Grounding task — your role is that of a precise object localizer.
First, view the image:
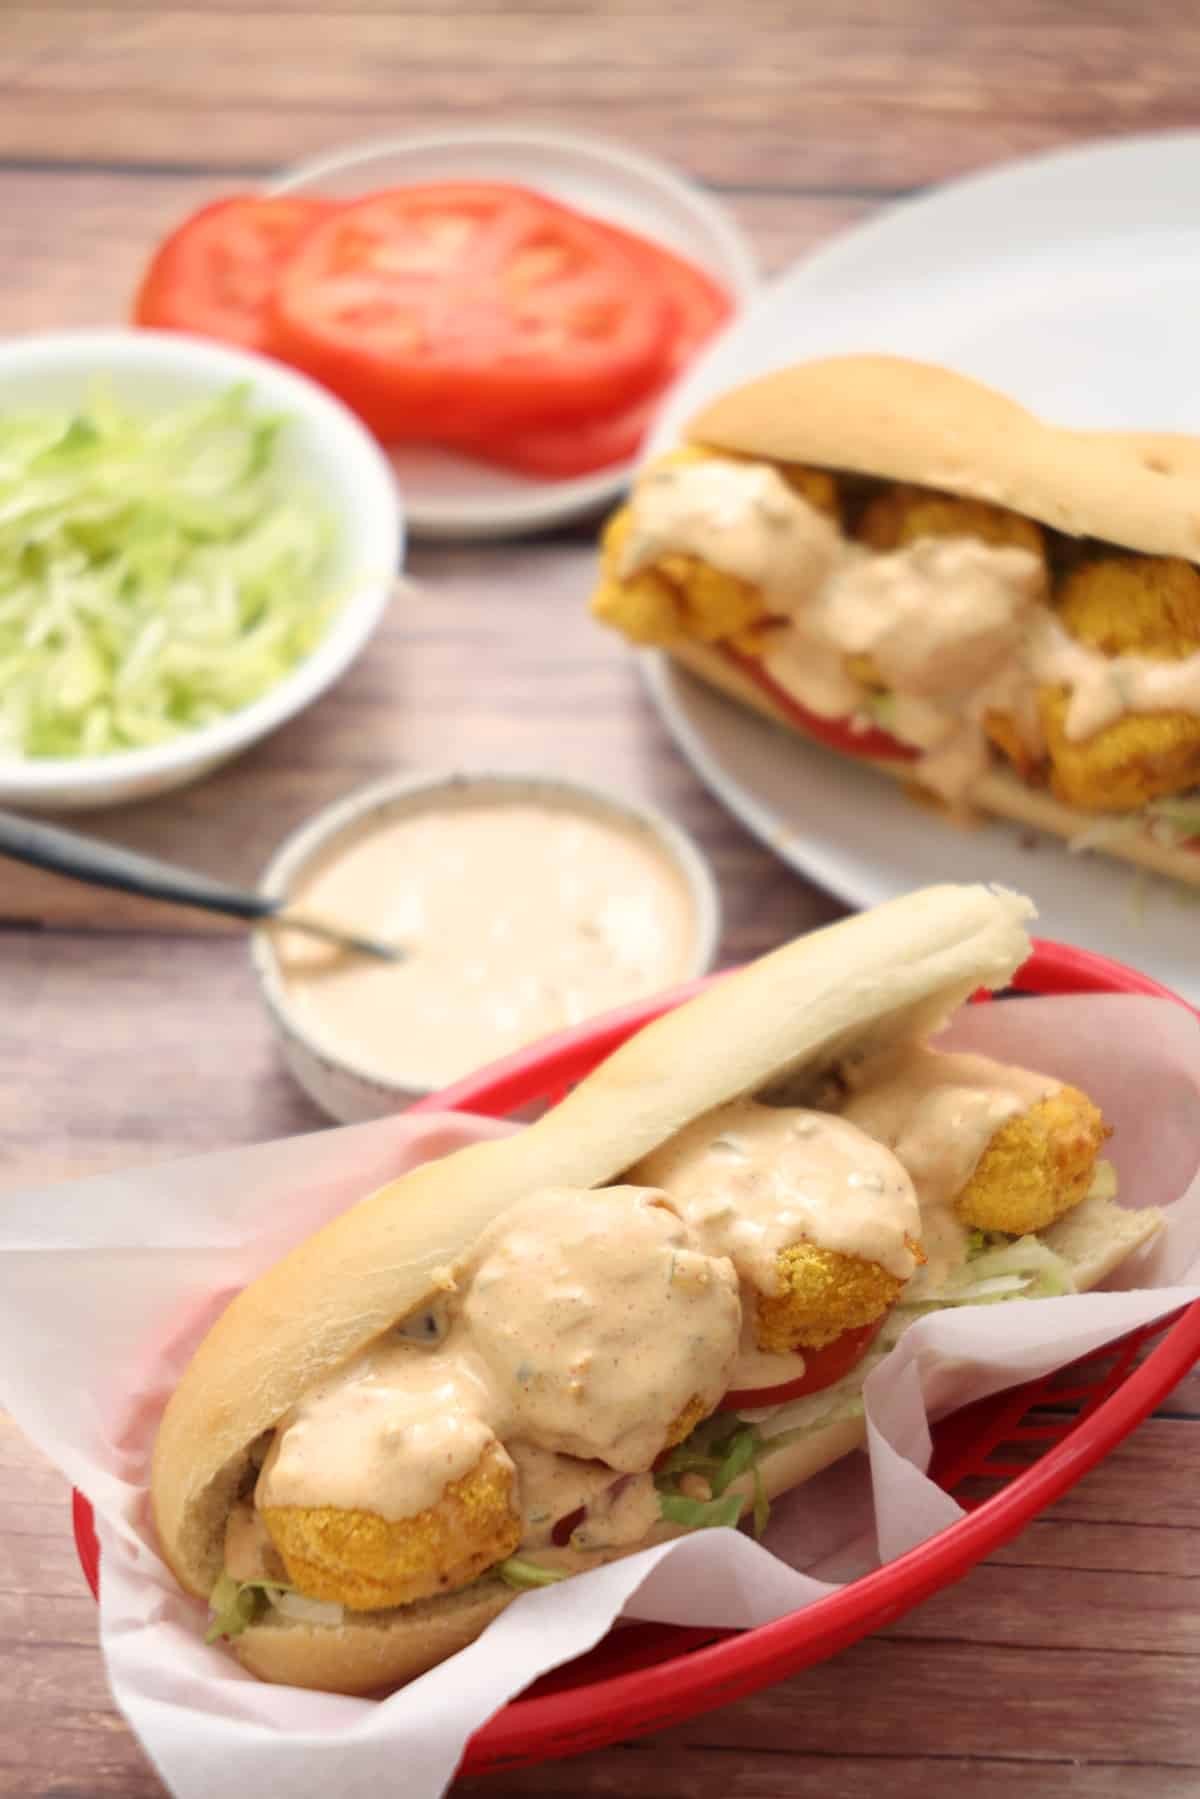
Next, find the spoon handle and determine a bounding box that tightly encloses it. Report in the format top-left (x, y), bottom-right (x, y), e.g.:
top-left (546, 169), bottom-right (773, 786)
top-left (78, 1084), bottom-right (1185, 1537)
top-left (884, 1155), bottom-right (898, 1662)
top-left (0, 809), bottom-right (276, 923)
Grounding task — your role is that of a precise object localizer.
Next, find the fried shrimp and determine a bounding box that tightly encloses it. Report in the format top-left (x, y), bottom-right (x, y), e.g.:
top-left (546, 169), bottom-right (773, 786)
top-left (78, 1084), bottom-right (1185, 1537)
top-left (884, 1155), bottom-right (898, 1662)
top-left (260, 1440), bottom-right (520, 1611)
top-left (1040, 691), bottom-right (1200, 811)
top-left (755, 1243), bottom-right (910, 1352)
top-left (1040, 554), bottom-right (1200, 810)
top-left (629, 1096), bottom-right (921, 1355)
top-left (1055, 555), bottom-right (1200, 658)
top-left (592, 501), bottom-right (764, 647)
top-left (591, 448), bottom-right (840, 650)
top-left (856, 483), bottom-right (1048, 566)
top-left (952, 1085), bottom-right (1109, 1236)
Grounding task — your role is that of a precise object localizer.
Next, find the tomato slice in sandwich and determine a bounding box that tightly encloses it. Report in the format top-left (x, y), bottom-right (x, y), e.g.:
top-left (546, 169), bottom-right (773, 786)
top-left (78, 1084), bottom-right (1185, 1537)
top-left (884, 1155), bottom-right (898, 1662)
top-left (133, 194), bottom-right (337, 353)
top-left (722, 643), bottom-right (918, 765)
top-left (266, 182), bottom-right (676, 440)
top-left (724, 1316), bottom-right (887, 1408)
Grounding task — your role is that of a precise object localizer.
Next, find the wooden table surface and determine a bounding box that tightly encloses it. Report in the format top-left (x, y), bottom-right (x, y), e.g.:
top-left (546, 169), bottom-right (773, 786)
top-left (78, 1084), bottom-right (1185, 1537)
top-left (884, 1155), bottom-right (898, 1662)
top-left (4, 3), bottom-right (1200, 1794)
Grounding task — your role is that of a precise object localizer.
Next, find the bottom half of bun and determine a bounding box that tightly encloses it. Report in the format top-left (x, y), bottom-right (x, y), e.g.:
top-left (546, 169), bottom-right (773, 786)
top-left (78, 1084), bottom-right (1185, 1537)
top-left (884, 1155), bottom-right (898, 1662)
top-left (666, 640), bottom-right (1200, 890)
top-left (225, 1194), bottom-right (1160, 1696)
top-left (228, 1411), bottom-right (866, 1696)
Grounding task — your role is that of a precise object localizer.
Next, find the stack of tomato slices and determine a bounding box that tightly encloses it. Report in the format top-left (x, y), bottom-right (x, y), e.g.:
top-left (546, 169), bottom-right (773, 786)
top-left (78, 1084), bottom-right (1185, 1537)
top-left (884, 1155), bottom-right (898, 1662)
top-left (133, 184), bottom-right (733, 480)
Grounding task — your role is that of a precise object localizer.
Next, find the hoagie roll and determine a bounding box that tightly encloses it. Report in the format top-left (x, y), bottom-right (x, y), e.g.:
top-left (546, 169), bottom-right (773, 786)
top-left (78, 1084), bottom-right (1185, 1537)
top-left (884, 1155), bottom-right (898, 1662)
top-left (591, 355), bottom-right (1200, 884)
top-left (151, 884), bottom-right (1162, 1695)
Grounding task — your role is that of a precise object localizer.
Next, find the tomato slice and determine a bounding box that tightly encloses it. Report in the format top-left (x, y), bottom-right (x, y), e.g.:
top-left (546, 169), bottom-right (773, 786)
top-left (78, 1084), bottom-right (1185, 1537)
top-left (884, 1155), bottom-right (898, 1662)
top-left (724, 1317), bottom-right (888, 1409)
top-left (721, 642), bottom-right (917, 764)
top-left (445, 227), bottom-right (733, 478)
top-left (133, 194), bottom-right (337, 353)
top-left (462, 393), bottom-right (657, 480)
top-left (266, 183), bottom-right (676, 439)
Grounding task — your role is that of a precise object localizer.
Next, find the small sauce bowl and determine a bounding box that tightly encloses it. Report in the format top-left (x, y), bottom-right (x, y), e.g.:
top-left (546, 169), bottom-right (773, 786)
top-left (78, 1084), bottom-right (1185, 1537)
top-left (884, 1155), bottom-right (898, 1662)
top-left (252, 769), bottom-right (721, 1122)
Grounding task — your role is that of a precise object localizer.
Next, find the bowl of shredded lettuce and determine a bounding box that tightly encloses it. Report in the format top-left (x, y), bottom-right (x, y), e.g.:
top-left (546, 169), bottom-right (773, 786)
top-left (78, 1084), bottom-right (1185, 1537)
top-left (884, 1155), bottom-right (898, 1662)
top-left (0, 330), bottom-right (402, 808)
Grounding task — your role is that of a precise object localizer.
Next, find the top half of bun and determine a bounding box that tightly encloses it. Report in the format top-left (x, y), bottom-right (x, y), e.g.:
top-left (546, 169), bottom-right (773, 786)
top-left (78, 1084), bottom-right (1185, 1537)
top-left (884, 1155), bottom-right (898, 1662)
top-left (151, 883), bottom-right (1035, 1595)
top-left (686, 354), bottom-right (1200, 562)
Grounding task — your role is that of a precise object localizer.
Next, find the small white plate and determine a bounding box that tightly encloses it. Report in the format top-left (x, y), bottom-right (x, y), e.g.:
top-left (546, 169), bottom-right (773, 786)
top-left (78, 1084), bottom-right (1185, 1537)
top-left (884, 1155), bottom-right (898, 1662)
top-left (637, 129), bottom-right (1200, 1002)
top-left (269, 127), bottom-right (759, 541)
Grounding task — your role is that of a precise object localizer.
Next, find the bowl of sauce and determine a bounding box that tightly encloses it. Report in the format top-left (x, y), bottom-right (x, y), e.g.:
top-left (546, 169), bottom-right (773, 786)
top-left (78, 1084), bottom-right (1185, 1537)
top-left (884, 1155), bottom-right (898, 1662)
top-left (253, 769), bottom-right (721, 1121)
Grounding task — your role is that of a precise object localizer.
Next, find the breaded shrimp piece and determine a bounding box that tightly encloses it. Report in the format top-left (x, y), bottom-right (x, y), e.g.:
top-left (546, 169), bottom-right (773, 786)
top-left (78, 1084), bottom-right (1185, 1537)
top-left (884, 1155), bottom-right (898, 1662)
top-left (1040, 690), bottom-right (1200, 811)
top-left (953, 1085), bottom-right (1109, 1236)
top-left (260, 1439), bottom-right (520, 1611)
top-left (631, 1098), bottom-right (921, 1356)
top-left (1040, 555), bottom-right (1200, 810)
top-left (857, 483), bottom-right (1048, 567)
top-left (590, 450), bottom-right (841, 649)
top-left (755, 1245), bottom-right (910, 1353)
top-left (591, 503), bottom-right (764, 647)
top-left (1055, 555), bottom-right (1200, 658)
top-left (771, 460), bottom-right (840, 519)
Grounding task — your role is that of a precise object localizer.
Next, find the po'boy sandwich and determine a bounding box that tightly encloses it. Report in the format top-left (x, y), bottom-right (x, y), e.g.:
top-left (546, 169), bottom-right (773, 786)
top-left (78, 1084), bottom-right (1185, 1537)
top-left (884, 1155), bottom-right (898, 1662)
top-left (591, 354), bottom-right (1200, 883)
top-left (151, 884), bottom-right (1162, 1696)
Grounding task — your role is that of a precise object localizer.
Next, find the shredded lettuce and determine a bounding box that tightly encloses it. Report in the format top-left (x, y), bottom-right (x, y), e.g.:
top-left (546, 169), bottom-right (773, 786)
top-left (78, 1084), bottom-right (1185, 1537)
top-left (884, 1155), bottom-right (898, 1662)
top-left (496, 1556), bottom-right (567, 1589)
top-left (861, 690), bottom-right (898, 732)
top-left (205, 1570), bottom-right (292, 1644)
top-left (274, 1591), bottom-right (345, 1627)
top-left (658, 1489), bottom-right (744, 1530)
top-left (1067, 793), bottom-right (1200, 858)
top-left (656, 1415), bottom-right (763, 1530)
top-left (0, 382), bottom-right (339, 760)
top-left (1088, 1159), bottom-right (1118, 1202)
top-left (751, 1465), bottom-right (769, 1539)
top-left (655, 1412), bottom-right (846, 1538)
top-left (656, 1398), bottom-right (874, 1539)
top-left (1145, 796), bottom-right (1200, 845)
top-left (902, 1232), bottom-right (1076, 1310)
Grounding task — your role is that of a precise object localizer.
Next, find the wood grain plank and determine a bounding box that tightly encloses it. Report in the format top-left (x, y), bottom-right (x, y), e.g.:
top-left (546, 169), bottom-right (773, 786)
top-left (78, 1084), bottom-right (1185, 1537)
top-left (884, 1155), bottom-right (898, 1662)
top-left (0, 934), bottom-right (323, 1187)
top-left (4, 4), bottom-right (1200, 185)
top-left (458, 1758), bottom-right (1200, 1799)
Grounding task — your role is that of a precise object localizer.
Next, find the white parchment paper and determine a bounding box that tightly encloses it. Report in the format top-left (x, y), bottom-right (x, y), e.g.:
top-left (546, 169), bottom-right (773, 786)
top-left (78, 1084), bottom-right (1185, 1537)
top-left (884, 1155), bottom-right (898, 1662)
top-left (2, 996), bottom-right (1200, 1799)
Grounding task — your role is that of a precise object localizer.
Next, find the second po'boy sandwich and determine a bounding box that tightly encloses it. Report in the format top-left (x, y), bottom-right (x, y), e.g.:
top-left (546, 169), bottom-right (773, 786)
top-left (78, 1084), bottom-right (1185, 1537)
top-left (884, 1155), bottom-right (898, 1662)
top-left (150, 884), bottom-right (1162, 1696)
top-left (591, 354), bottom-right (1200, 884)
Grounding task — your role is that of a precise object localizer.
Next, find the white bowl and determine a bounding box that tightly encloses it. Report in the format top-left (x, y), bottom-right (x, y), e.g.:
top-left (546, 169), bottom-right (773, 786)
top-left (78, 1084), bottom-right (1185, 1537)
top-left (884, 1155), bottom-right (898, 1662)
top-left (0, 329), bottom-right (403, 810)
top-left (268, 126), bottom-right (760, 541)
top-left (251, 768), bottom-right (722, 1123)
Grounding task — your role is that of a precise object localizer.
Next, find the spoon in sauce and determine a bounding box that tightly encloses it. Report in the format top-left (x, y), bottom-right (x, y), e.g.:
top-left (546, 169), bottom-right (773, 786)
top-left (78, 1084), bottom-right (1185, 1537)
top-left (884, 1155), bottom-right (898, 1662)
top-left (0, 810), bottom-right (403, 962)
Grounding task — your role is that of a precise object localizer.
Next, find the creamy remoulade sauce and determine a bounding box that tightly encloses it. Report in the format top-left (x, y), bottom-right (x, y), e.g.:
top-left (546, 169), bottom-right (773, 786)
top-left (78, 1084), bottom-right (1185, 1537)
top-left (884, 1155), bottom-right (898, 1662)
top-left (459, 1186), bottom-right (741, 1472)
top-left (257, 1345), bottom-right (501, 1523)
top-left (255, 1187), bottom-right (741, 1524)
top-left (618, 458), bottom-right (1200, 803)
top-left (630, 1099), bottom-right (920, 1288)
top-left (840, 1046), bottom-right (1061, 1285)
top-left (275, 801), bottom-right (698, 1088)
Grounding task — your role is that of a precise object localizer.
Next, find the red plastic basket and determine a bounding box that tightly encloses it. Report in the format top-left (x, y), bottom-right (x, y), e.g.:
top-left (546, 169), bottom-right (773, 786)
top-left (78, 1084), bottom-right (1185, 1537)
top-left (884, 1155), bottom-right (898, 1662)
top-left (72, 938), bottom-right (1200, 1775)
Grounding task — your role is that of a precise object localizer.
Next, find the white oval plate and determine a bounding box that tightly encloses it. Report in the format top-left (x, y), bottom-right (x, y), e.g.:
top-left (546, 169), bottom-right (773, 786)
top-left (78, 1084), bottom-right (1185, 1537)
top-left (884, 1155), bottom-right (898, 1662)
top-left (269, 127), bottom-right (758, 541)
top-left (638, 130), bottom-right (1200, 1002)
